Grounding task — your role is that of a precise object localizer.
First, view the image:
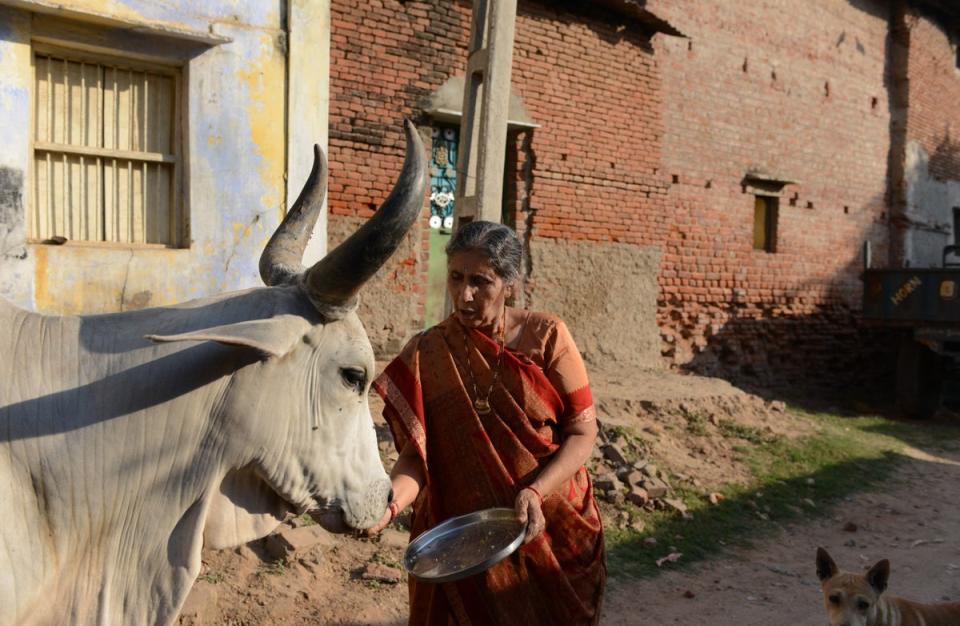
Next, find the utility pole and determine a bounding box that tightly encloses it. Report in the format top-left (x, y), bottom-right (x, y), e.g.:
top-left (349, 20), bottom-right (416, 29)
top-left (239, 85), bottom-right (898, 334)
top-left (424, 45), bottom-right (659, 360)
top-left (454, 0), bottom-right (518, 226)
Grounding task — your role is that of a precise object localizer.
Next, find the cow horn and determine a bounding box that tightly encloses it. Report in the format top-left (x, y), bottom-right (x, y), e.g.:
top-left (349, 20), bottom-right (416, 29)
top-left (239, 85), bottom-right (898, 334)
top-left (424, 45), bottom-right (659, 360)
top-left (259, 144), bottom-right (328, 286)
top-left (301, 119), bottom-right (427, 319)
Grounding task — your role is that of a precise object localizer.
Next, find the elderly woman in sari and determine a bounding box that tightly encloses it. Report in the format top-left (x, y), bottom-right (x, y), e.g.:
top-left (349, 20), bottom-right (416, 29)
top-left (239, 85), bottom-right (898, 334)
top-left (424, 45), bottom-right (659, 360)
top-left (368, 221), bottom-right (605, 625)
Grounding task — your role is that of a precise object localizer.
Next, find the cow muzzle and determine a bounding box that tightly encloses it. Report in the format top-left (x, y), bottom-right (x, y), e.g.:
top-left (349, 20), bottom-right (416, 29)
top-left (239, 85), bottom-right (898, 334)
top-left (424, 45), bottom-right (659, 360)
top-left (309, 477), bottom-right (392, 533)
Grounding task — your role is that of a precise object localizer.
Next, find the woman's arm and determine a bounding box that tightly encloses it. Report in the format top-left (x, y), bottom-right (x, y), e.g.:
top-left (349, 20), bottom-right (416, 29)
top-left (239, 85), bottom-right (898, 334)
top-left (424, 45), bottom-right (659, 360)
top-left (363, 441), bottom-right (425, 535)
top-left (515, 416), bottom-right (598, 542)
top-left (530, 417), bottom-right (597, 497)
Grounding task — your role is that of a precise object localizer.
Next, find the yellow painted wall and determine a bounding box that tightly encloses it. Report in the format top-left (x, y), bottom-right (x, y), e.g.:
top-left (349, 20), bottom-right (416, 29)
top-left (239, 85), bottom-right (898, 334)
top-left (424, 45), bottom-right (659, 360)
top-left (0, 1), bottom-right (331, 315)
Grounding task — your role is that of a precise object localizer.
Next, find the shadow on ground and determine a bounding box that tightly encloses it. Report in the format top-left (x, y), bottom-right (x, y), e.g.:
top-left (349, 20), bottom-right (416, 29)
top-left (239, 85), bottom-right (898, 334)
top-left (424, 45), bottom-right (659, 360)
top-left (857, 418), bottom-right (960, 451)
top-left (607, 449), bottom-right (909, 579)
top-left (608, 407), bottom-right (960, 579)
top-left (682, 314), bottom-right (900, 414)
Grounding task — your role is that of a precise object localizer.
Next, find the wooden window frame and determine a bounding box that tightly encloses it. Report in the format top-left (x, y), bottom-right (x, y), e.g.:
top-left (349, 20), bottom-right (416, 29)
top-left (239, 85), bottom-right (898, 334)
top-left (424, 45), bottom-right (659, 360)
top-left (753, 195), bottom-right (779, 253)
top-left (28, 42), bottom-right (186, 249)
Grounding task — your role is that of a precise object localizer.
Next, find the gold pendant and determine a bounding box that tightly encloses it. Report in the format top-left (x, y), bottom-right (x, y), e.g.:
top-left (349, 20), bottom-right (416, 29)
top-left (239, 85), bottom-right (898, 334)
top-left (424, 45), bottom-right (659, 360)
top-left (474, 398), bottom-right (492, 415)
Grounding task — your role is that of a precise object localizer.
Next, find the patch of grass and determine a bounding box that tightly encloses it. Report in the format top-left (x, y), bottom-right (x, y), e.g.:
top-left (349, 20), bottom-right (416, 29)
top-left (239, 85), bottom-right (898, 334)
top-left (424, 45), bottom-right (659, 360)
top-left (257, 558), bottom-right (288, 577)
top-left (605, 424), bottom-right (629, 440)
top-left (607, 409), bottom-right (960, 579)
top-left (684, 412), bottom-right (709, 437)
top-left (198, 571), bottom-right (225, 585)
top-left (292, 513), bottom-right (317, 527)
top-left (717, 419), bottom-right (778, 445)
top-left (370, 552), bottom-right (403, 570)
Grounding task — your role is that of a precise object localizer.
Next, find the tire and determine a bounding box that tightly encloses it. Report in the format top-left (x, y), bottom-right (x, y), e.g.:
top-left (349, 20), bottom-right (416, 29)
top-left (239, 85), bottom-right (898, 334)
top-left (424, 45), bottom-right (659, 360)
top-left (895, 333), bottom-right (943, 419)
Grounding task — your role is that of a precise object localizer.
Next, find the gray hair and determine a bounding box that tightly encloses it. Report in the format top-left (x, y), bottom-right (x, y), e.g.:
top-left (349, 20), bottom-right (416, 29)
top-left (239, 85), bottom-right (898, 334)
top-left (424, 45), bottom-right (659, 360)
top-left (445, 221), bottom-right (523, 283)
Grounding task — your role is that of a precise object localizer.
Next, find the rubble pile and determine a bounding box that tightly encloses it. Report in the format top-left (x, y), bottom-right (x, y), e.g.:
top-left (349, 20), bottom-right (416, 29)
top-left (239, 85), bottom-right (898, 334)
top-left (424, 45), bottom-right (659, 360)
top-left (589, 425), bottom-right (690, 531)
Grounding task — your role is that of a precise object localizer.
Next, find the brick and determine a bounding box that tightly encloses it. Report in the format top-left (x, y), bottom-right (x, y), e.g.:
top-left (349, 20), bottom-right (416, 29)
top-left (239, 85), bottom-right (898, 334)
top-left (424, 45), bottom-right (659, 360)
top-left (265, 525), bottom-right (335, 560)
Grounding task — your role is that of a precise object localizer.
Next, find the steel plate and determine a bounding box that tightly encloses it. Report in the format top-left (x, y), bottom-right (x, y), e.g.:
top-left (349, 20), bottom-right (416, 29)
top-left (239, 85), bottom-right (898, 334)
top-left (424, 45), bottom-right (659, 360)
top-left (403, 508), bottom-right (526, 583)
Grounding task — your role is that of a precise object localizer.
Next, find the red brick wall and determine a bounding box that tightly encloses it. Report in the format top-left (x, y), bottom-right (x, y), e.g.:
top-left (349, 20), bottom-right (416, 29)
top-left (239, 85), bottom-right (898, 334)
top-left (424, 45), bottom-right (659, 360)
top-left (509, 3), bottom-right (670, 246)
top-left (905, 10), bottom-right (960, 182)
top-left (327, 0), bottom-right (473, 346)
top-left (648, 0), bottom-right (894, 390)
top-left (328, 0), bottom-right (955, 393)
top-left (328, 0), bottom-right (670, 244)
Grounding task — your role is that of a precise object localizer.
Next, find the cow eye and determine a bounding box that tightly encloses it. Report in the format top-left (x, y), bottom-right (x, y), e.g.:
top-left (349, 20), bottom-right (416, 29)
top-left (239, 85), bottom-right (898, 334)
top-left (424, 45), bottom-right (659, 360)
top-left (828, 594), bottom-right (841, 605)
top-left (856, 599), bottom-right (870, 611)
top-left (339, 367), bottom-right (367, 392)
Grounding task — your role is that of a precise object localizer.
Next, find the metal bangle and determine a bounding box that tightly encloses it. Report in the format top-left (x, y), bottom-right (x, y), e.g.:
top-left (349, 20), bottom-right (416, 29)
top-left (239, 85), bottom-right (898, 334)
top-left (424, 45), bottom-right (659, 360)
top-left (525, 486), bottom-right (544, 504)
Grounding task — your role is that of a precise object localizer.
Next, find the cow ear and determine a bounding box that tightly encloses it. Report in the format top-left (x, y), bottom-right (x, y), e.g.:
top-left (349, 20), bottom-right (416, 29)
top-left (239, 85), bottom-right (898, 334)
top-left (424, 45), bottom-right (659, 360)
top-left (146, 317), bottom-right (309, 358)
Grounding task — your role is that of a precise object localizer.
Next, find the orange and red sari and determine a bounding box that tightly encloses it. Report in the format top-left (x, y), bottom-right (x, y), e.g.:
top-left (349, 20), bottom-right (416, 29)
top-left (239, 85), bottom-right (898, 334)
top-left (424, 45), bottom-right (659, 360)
top-left (374, 312), bottom-right (605, 626)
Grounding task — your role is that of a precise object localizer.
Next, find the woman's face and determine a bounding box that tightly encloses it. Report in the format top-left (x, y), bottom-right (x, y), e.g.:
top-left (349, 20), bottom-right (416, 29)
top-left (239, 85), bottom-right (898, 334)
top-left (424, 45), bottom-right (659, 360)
top-left (447, 249), bottom-right (512, 331)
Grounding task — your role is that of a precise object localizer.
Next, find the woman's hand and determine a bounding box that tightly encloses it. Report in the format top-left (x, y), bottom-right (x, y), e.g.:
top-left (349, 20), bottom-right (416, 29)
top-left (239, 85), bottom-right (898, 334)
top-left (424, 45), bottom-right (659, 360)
top-left (361, 505), bottom-right (394, 537)
top-left (515, 488), bottom-right (546, 543)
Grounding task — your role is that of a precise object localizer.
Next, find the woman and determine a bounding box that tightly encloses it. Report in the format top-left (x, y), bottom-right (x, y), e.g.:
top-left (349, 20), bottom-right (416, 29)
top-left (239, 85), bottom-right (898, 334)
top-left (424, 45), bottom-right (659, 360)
top-left (369, 221), bottom-right (605, 625)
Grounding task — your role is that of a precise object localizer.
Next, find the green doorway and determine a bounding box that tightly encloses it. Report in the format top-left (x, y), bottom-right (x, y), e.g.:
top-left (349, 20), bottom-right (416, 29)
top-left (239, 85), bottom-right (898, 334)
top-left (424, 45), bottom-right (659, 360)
top-left (424, 228), bottom-right (451, 328)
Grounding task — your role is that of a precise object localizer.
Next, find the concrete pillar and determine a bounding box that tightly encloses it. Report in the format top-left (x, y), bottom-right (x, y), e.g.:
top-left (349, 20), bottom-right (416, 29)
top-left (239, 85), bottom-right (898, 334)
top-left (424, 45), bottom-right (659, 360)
top-left (454, 0), bottom-right (517, 225)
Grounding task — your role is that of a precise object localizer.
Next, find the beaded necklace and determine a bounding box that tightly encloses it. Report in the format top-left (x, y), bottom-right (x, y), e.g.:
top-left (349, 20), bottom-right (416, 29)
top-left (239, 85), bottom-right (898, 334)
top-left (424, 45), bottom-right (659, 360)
top-left (461, 307), bottom-right (506, 415)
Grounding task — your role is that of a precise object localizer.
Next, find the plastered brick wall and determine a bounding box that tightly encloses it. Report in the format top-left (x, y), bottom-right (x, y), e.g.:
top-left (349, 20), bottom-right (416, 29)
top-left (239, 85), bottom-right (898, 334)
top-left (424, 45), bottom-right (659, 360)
top-left (648, 0), bottom-right (895, 391)
top-left (889, 5), bottom-right (960, 268)
top-left (905, 11), bottom-right (960, 183)
top-left (507, 2), bottom-right (672, 367)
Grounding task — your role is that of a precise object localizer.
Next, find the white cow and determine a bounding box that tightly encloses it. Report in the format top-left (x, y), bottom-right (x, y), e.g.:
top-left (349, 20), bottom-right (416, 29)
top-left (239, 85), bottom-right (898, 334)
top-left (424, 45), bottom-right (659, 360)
top-left (0, 121), bottom-right (426, 625)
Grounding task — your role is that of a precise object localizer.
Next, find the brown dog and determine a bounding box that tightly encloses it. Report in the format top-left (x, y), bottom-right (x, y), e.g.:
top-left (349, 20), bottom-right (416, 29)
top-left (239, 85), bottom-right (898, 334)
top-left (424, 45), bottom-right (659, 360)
top-left (816, 547), bottom-right (960, 626)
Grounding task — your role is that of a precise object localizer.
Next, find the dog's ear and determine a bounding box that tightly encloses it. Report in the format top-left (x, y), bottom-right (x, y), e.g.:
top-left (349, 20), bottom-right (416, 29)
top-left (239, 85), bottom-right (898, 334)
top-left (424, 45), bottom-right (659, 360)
top-left (867, 559), bottom-right (890, 594)
top-left (816, 547), bottom-right (838, 581)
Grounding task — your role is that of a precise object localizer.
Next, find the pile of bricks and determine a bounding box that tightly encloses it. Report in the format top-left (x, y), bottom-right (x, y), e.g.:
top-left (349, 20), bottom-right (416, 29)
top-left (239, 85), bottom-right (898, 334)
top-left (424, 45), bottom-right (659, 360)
top-left (589, 433), bottom-right (683, 517)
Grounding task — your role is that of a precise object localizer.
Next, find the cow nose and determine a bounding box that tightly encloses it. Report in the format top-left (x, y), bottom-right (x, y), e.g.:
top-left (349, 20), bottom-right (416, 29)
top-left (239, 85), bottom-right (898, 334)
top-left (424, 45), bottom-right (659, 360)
top-left (387, 488), bottom-right (395, 503)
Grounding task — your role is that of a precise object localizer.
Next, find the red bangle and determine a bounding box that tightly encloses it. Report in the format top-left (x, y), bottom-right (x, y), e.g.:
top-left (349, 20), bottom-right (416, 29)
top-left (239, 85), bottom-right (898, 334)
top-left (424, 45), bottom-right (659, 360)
top-left (388, 501), bottom-right (400, 521)
top-left (525, 486), bottom-right (544, 504)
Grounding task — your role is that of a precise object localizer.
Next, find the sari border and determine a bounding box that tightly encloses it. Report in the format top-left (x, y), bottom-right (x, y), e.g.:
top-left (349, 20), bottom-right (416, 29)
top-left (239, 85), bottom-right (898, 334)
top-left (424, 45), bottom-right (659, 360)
top-left (565, 404), bottom-right (597, 426)
top-left (373, 372), bottom-right (427, 463)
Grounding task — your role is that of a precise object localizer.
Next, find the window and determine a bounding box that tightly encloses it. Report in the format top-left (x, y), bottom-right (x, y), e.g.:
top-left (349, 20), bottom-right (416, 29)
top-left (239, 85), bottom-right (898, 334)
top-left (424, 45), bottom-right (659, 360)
top-left (30, 47), bottom-right (181, 246)
top-left (753, 195), bottom-right (778, 252)
top-left (429, 125), bottom-right (458, 232)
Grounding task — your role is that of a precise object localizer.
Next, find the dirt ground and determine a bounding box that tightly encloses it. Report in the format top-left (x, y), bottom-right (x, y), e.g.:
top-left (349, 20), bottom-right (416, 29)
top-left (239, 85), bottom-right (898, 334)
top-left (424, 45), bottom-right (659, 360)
top-left (179, 369), bottom-right (960, 626)
top-left (603, 447), bottom-right (960, 625)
